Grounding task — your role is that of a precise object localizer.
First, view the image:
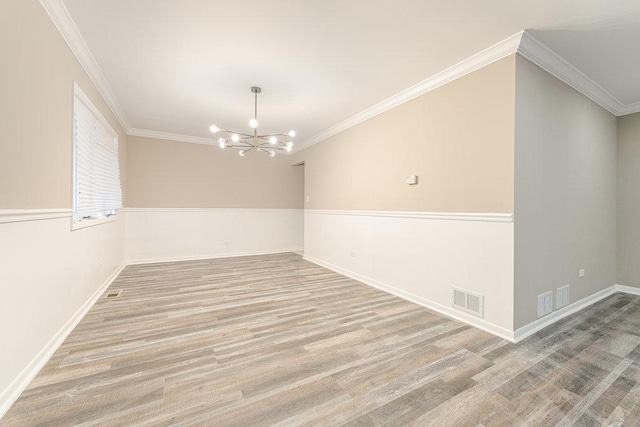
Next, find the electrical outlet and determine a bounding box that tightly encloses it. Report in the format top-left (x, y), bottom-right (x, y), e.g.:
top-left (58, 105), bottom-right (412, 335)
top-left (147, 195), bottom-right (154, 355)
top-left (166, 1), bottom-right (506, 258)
top-left (579, 269), bottom-right (585, 278)
top-left (537, 291), bottom-right (553, 318)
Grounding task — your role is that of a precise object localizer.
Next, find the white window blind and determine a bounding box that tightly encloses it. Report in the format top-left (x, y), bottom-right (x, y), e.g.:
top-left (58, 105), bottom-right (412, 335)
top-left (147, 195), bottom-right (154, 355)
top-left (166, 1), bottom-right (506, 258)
top-left (73, 85), bottom-right (122, 223)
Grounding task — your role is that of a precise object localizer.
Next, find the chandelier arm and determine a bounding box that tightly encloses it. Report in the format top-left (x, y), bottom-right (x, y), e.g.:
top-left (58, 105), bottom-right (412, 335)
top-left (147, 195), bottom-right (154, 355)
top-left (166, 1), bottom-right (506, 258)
top-left (258, 140), bottom-right (286, 148)
top-left (232, 132), bottom-right (254, 138)
top-left (259, 133), bottom-right (290, 138)
top-left (228, 142), bottom-right (254, 149)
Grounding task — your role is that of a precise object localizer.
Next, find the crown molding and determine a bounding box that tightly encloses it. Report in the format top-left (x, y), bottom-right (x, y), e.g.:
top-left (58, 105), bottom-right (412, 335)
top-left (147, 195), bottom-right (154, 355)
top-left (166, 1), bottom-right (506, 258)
top-left (619, 102), bottom-right (640, 117)
top-left (39, 5), bottom-right (640, 149)
top-left (294, 30), bottom-right (639, 152)
top-left (293, 31), bottom-right (525, 153)
top-left (39, 0), bottom-right (131, 132)
top-left (516, 31), bottom-right (626, 116)
top-left (128, 129), bottom-right (294, 156)
top-left (128, 128), bottom-right (216, 146)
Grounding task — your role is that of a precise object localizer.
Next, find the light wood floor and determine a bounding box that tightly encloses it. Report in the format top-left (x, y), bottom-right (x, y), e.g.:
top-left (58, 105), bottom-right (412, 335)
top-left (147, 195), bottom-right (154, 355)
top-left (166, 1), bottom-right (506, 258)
top-left (3, 253), bottom-right (640, 426)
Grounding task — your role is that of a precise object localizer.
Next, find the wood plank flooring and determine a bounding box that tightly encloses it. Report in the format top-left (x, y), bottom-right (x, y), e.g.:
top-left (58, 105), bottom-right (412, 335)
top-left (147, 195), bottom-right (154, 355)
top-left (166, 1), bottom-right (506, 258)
top-left (3, 253), bottom-right (640, 426)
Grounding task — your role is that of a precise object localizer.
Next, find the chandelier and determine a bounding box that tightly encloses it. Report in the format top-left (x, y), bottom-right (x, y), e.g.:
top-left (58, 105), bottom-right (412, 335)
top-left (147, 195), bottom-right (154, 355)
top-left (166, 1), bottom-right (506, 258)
top-left (209, 86), bottom-right (295, 157)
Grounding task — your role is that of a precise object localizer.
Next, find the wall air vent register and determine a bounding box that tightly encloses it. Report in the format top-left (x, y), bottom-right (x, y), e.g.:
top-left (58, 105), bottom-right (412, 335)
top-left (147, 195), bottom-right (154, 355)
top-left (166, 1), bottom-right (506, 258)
top-left (452, 287), bottom-right (484, 318)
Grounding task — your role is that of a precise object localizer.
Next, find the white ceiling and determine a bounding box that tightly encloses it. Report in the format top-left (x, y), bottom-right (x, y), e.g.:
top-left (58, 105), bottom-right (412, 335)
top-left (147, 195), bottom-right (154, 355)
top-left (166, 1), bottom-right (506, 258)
top-left (61, 0), bottom-right (640, 145)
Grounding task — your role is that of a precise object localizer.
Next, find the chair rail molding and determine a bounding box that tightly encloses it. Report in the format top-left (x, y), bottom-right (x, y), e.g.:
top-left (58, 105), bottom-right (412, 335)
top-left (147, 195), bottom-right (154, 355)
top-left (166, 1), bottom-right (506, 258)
top-left (304, 209), bottom-right (513, 223)
top-left (0, 209), bottom-right (72, 224)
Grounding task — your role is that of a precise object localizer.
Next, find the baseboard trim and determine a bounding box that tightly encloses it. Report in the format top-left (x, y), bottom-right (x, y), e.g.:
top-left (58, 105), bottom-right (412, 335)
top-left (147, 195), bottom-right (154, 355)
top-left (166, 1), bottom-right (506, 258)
top-left (513, 285), bottom-right (620, 342)
top-left (303, 255), bottom-right (516, 342)
top-left (3, 260), bottom-right (637, 419)
top-left (301, 257), bottom-right (640, 344)
top-left (615, 284), bottom-right (640, 296)
top-left (126, 248), bottom-right (305, 266)
top-left (0, 264), bottom-right (125, 420)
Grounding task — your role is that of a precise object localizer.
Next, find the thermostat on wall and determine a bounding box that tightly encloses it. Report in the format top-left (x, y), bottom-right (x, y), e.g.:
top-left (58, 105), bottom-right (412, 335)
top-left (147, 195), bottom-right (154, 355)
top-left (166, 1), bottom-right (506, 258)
top-left (406, 175), bottom-right (418, 185)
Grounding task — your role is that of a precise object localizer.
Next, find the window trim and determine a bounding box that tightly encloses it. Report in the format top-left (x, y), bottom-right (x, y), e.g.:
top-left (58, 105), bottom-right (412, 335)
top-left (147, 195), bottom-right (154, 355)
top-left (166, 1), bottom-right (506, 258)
top-left (71, 82), bottom-right (122, 230)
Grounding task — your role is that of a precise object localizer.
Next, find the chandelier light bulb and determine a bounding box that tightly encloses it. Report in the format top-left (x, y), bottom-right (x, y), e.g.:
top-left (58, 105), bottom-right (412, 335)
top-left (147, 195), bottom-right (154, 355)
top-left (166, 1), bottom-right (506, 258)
top-left (239, 150), bottom-right (246, 157)
top-left (249, 119), bottom-right (258, 129)
top-left (288, 130), bottom-right (296, 137)
top-left (218, 138), bottom-right (226, 148)
top-left (269, 151), bottom-right (276, 157)
top-left (286, 145), bottom-right (292, 153)
top-left (231, 134), bottom-right (240, 142)
top-left (269, 136), bottom-right (277, 144)
top-left (210, 125), bottom-right (220, 133)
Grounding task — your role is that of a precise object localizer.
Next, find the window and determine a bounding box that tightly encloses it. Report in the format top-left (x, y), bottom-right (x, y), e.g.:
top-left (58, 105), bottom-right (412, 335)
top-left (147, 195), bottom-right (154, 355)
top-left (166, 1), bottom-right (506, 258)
top-left (73, 83), bottom-right (122, 226)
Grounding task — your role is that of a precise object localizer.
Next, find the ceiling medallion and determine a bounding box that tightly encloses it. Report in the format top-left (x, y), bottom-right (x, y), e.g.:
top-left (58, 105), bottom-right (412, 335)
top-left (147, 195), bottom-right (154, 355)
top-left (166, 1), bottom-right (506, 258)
top-left (209, 87), bottom-right (295, 157)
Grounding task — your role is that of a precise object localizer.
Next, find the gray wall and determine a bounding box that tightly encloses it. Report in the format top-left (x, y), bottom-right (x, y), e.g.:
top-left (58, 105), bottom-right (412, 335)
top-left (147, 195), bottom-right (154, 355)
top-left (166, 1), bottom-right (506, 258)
top-left (514, 55), bottom-right (618, 329)
top-left (617, 113), bottom-right (640, 288)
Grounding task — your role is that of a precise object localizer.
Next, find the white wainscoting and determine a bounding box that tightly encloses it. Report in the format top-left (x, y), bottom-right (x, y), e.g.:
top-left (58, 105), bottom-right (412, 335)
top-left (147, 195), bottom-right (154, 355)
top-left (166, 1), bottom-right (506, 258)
top-left (0, 210), bottom-right (126, 419)
top-left (303, 210), bottom-right (516, 340)
top-left (125, 208), bottom-right (304, 264)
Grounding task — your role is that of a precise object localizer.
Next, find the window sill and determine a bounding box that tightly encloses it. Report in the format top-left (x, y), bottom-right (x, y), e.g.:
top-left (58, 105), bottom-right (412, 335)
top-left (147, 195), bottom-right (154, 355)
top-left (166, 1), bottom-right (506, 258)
top-left (71, 215), bottom-right (118, 231)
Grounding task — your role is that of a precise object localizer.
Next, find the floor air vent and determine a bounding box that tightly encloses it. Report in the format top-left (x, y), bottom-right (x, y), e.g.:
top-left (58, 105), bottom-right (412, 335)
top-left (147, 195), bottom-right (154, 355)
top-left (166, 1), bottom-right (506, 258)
top-left (105, 289), bottom-right (122, 298)
top-left (452, 288), bottom-right (484, 318)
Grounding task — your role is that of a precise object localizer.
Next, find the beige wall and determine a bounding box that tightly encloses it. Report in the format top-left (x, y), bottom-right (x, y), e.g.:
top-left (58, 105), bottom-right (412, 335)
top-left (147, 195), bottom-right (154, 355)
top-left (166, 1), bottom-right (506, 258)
top-left (617, 112), bottom-right (640, 288)
top-left (293, 56), bottom-right (516, 335)
top-left (0, 0), bottom-right (128, 406)
top-left (292, 55), bottom-right (516, 213)
top-left (127, 136), bottom-right (303, 208)
top-left (0, 0), bottom-right (128, 209)
top-left (514, 56), bottom-right (617, 329)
